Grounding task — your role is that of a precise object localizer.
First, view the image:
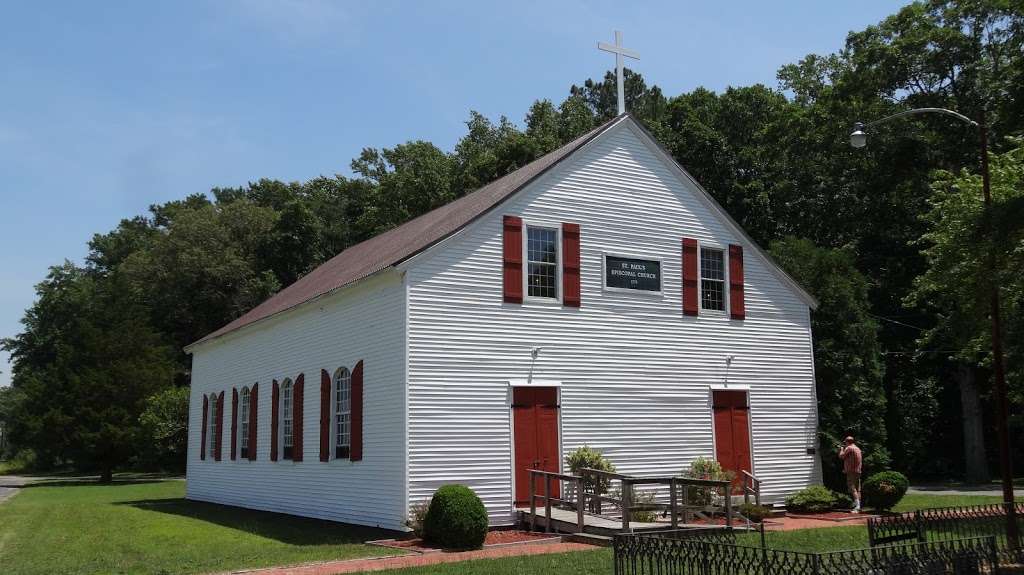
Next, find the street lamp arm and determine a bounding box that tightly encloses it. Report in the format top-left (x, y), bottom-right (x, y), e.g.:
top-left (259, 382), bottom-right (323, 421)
top-left (863, 107), bottom-right (978, 129)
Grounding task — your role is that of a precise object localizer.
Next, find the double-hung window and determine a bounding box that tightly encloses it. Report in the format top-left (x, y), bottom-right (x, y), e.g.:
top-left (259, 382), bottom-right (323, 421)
top-left (239, 387), bottom-right (250, 459)
top-left (207, 393), bottom-right (218, 457)
top-left (700, 247), bottom-right (726, 312)
top-left (334, 368), bottom-right (351, 459)
top-left (526, 226), bottom-right (558, 299)
top-left (281, 379), bottom-right (293, 460)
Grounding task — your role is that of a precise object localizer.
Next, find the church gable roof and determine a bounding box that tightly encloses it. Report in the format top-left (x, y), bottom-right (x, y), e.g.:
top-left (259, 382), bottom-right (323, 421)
top-left (189, 113), bottom-right (817, 351)
top-left (188, 116), bottom-right (625, 349)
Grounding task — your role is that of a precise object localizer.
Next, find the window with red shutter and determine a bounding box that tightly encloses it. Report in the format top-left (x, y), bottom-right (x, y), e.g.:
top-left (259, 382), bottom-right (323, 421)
top-left (201, 394), bottom-right (208, 461)
top-left (293, 374), bottom-right (304, 462)
top-left (562, 222), bottom-right (581, 307)
top-left (270, 380), bottom-right (280, 461)
top-left (248, 383), bottom-right (258, 461)
top-left (682, 238), bottom-right (699, 316)
top-left (215, 390), bottom-right (224, 461)
top-left (502, 216), bottom-right (524, 303)
top-left (350, 360), bottom-right (363, 461)
top-left (729, 244), bottom-right (745, 319)
top-left (231, 388), bottom-right (238, 461)
top-left (320, 369), bottom-right (330, 461)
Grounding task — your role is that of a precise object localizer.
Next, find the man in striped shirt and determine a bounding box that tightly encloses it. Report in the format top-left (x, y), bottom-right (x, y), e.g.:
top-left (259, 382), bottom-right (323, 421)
top-left (839, 436), bottom-right (863, 513)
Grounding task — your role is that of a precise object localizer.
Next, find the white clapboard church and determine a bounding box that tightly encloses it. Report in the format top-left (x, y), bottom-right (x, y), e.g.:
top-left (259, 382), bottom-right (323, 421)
top-left (184, 109), bottom-right (822, 530)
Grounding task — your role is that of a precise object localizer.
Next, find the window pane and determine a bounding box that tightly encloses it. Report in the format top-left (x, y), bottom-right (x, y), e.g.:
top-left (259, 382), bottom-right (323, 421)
top-left (334, 370), bottom-right (351, 453)
top-left (526, 227), bottom-right (558, 299)
top-left (282, 382), bottom-right (293, 450)
top-left (700, 248), bottom-right (726, 311)
top-left (240, 388), bottom-right (249, 450)
top-left (208, 395), bottom-right (217, 454)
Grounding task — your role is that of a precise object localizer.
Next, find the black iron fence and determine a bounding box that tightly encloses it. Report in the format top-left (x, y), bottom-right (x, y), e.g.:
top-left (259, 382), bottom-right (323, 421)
top-left (868, 502), bottom-right (1023, 565)
top-left (614, 528), bottom-right (998, 575)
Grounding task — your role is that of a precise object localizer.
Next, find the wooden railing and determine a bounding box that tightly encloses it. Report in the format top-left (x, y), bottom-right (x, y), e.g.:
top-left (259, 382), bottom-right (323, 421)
top-left (740, 470), bottom-right (761, 506)
top-left (528, 469), bottom-right (585, 533)
top-left (528, 467), bottom-right (746, 533)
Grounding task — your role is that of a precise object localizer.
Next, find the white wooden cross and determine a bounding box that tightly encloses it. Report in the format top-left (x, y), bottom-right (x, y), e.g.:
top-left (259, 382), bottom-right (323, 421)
top-left (598, 30), bottom-right (639, 115)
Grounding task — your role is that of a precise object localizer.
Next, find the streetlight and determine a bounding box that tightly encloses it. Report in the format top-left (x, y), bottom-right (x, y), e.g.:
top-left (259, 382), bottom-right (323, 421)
top-left (850, 107), bottom-right (1018, 549)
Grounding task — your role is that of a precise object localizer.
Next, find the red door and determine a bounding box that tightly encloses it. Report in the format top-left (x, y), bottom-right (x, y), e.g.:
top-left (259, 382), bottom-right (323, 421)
top-left (513, 387), bottom-right (560, 507)
top-left (712, 390), bottom-right (753, 492)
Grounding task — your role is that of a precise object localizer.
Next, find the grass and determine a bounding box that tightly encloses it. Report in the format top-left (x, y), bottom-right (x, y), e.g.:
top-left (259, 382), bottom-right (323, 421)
top-left (0, 477), bottom-right (399, 575)
top-left (0, 478), bottom-right (1019, 575)
top-left (893, 493), bottom-right (1021, 512)
top-left (375, 548), bottom-right (614, 574)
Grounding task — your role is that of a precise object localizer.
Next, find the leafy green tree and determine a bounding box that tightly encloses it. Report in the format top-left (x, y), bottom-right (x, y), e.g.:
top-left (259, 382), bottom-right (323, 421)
top-left (770, 238), bottom-right (890, 488)
top-left (2, 264), bottom-right (177, 480)
top-left (138, 386), bottom-right (190, 472)
top-left (908, 139), bottom-right (1024, 469)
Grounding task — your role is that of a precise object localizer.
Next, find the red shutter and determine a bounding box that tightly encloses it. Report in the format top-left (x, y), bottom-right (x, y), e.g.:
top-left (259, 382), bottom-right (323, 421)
top-left (200, 394), bottom-right (208, 461)
top-left (249, 383), bottom-right (258, 461)
top-left (502, 215), bottom-right (524, 303)
top-left (320, 369), bottom-right (331, 462)
top-left (293, 374), bottom-right (304, 462)
top-left (351, 360), bottom-right (364, 461)
top-left (270, 380), bottom-right (280, 462)
top-left (215, 390), bottom-right (224, 461)
top-left (562, 222), bottom-right (581, 307)
top-left (231, 388), bottom-right (238, 461)
top-left (729, 244), bottom-right (745, 320)
top-left (682, 238), bottom-right (699, 316)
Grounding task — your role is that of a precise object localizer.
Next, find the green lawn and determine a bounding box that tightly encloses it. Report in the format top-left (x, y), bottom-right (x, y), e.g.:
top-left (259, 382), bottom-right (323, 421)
top-left (0, 479), bottom-right (1019, 575)
top-left (0, 477), bottom-right (400, 575)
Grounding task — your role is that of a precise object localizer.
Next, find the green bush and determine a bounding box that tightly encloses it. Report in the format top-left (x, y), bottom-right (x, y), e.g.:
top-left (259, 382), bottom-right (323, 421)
top-left (738, 503), bottom-right (772, 523)
top-left (565, 445), bottom-right (616, 495)
top-left (785, 485), bottom-right (836, 513)
top-left (862, 471), bottom-right (909, 511)
top-left (831, 490), bottom-right (854, 510)
top-left (422, 485), bottom-right (489, 549)
top-left (629, 489), bottom-right (659, 522)
top-left (681, 457), bottom-right (733, 506)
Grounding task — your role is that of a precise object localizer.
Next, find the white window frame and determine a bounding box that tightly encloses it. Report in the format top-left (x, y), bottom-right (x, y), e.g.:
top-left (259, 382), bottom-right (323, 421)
top-left (239, 386), bottom-right (250, 459)
top-left (281, 378), bottom-right (293, 460)
top-left (207, 393), bottom-right (217, 459)
top-left (522, 220), bottom-right (562, 304)
top-left (698, 243), bottom-right (729, 315)
top-left (333, 367), bottom-right (351, 460)
top-left (601, 251), bottom-right (665, 296)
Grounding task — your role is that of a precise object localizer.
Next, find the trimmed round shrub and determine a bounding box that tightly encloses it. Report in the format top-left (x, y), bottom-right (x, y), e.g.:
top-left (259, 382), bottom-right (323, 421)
top-left (422, 484), bottom-right (489, 549)
top-left (784, 485), bottom-right (836, 513)
top-left (862, 471), bottom-right (909, 511)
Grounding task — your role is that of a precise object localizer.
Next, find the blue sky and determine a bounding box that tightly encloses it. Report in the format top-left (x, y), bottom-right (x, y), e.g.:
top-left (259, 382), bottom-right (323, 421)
top-left (0, 0), bottom-right (908, 386)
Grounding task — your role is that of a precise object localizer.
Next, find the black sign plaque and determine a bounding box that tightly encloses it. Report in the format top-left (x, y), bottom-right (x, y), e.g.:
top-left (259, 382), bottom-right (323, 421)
top-left (605, 255), bottom-right (661, 292)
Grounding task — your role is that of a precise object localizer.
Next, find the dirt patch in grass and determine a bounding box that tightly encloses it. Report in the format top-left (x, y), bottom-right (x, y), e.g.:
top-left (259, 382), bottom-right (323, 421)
top-left (370, 530), bottom-right (561, 554)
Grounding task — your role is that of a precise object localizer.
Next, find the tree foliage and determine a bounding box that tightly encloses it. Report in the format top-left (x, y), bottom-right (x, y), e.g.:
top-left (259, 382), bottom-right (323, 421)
top-left (3, 0), bottom-right (1022, 479)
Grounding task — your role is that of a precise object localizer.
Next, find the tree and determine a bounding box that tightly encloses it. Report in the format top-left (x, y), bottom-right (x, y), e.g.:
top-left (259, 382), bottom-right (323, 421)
top-left (138, 386), bottom-right (190, 472)
top-left (769, 238), bottom-right (890, 488)
top-left (907, 139), bottom-right (1024, 473)
top-left (2, 264), bottom-right (177, 480)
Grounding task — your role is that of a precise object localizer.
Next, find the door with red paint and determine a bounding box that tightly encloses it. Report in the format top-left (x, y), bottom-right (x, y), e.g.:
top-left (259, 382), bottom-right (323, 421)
top-left (712, 390), bottom-right (753, 492)
top-left (513, 387), bottom-right (560, 507)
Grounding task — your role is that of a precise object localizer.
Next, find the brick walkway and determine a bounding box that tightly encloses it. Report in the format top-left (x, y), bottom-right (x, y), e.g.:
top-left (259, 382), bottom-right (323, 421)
top-left (764, 513), bottom-right (873, 531)
top-left (221, 541), bottom-right (596, 575)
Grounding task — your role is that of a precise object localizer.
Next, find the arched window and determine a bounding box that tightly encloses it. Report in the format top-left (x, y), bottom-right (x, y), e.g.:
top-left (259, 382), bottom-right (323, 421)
top-left (281, 378), bottom-right (293, 460)
top-left (208, 393), bottom-right (218, 458)
top-left (239, 387), bottom-right (250, 459)
top-left (334, 368), bottom-right (351, 459)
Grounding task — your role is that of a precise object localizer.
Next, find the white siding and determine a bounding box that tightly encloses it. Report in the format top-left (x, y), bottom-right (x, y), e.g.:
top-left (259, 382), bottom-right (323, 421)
top-left (405, 122), bottom-right (821, 525)
top-left (186, 271), bottom-right (407, 530)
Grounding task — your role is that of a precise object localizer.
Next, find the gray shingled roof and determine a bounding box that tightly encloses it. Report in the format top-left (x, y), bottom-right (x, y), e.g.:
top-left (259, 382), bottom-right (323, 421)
top-left (188, 116), bottom-right (625, 349)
